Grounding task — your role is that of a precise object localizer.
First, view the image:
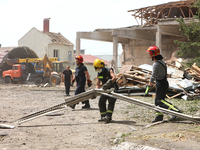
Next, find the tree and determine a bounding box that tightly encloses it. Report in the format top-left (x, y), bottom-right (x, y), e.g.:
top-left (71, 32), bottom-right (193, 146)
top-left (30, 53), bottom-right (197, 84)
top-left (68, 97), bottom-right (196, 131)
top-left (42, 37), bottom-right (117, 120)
top-left (174, 0), bottom-right (200, 67)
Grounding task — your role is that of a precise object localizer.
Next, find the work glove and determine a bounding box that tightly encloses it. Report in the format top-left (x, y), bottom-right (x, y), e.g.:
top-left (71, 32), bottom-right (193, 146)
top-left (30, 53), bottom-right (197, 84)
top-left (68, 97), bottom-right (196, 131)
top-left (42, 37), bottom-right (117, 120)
top-left (87, 79), bottom-right (92, 87)
top-left (71, 79), bottom-right (75, 87)
top-left (102, 79), bottom-right (113, 90)
top-left (144, 85), bottom-right (151, 96)
top-left (70, 82), bottom-right (74, 87)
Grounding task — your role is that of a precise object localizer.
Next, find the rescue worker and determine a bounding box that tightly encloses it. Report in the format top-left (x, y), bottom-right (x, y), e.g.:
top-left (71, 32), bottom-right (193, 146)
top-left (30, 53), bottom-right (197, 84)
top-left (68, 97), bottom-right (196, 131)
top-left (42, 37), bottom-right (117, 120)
top-left (62, 65), bottom-right (73, 96)
top-left (145, 46), bottom-right (181, 123)
top-left (93, 59), bottom-right (118, 123)
top-left (70, 55), bottom-right (92, 109)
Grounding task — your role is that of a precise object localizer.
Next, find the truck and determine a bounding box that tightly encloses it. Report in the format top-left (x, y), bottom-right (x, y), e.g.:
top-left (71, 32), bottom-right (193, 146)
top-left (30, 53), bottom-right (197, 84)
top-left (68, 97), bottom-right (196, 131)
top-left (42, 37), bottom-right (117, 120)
top-left (2, 55), bottom-right (62, 85)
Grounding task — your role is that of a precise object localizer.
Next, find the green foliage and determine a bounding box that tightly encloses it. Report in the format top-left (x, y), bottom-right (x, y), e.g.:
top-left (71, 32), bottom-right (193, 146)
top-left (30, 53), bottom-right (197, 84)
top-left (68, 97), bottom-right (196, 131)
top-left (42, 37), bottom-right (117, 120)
top-left (121, 133), bottom-right (132, 138)
top-left (174, 1), bottom-right (200, 67)
top-left (184, 57), bottom-right (200, 67)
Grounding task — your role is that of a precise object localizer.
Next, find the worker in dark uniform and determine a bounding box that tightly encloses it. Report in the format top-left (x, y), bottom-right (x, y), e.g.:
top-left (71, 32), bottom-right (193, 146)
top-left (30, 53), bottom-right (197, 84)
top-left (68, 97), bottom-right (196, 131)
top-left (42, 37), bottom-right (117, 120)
top-left (70, 55), bottom-right (92, 109)
top-left (62, 65), bottom-right (73, 96)
top-left (93, 59), bottom-right (118, 123)
top-left (145, 46), bottom-right (181, 123)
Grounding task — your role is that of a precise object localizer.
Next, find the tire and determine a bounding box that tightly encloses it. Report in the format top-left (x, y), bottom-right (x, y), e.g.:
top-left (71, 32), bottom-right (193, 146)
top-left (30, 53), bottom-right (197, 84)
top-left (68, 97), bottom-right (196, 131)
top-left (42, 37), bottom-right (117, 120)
top-left (34, 77), bottom-right (43, 85)
top-left (44, 77), bottom-right (50, 84)
top-left (5, 77), bottom-right (11, 84)
top-left (50, 75), bottom-right (61, 85)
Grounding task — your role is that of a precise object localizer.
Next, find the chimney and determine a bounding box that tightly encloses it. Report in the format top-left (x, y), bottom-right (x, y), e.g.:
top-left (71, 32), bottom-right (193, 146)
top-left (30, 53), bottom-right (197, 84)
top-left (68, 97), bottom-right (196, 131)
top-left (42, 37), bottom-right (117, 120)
top-left (43, 18), bottom-right (50, 32)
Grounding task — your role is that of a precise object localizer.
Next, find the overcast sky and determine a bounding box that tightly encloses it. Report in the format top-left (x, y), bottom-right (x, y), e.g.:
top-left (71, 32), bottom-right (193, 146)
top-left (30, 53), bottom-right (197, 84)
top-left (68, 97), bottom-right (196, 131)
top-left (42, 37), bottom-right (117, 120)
top-left (0, 0), bottom-right (178, 55)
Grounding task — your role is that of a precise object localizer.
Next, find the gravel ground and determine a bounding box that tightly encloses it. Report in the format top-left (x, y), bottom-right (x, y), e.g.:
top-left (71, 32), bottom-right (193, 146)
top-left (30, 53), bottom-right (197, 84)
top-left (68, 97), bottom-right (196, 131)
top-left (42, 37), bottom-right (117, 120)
top-left (0, 83), bottom-right (200, 150)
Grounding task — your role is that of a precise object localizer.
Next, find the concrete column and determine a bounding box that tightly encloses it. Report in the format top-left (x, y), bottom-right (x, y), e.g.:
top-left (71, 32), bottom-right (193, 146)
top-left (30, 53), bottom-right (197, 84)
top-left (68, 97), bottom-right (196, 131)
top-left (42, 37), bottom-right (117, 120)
top-left (113, 35), bottom-right (118, 73)
top-left (76, 32), bottom-right (81, 56)
top-left (156, 26), bottom-right (162, 52)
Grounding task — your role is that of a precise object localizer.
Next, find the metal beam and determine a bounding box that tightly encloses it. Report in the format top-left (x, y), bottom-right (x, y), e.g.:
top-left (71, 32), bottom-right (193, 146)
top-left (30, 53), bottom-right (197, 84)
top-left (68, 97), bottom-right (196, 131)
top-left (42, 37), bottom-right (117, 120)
top-left (13, 89), bottom-right (200, 125)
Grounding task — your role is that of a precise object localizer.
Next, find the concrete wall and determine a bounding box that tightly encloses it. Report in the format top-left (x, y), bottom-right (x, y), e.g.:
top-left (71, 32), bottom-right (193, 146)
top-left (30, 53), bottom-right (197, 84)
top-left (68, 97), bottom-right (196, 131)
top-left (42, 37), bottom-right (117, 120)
top-left (121, 35), bottom-right (185, 66)
top-left (122, 39), bottom-right (155, 66)
top-left (18, 28), bottom-right (51, 58)
top-left (48, 44), bottom-right (74, 62)
top-left (161, 35), bottom-right (185, 60)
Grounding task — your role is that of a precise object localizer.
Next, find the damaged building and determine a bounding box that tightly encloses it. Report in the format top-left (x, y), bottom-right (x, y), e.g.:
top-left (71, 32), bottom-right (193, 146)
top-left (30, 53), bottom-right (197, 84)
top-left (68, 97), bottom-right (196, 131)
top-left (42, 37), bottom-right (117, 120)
top-left (75, 0), bottom-right (197, 72)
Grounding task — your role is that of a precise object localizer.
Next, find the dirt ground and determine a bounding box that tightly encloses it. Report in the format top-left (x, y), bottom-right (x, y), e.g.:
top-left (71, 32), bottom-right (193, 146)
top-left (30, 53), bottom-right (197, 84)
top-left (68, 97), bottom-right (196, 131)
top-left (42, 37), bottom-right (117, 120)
top-left (0, 83), bottom-right (200, 150)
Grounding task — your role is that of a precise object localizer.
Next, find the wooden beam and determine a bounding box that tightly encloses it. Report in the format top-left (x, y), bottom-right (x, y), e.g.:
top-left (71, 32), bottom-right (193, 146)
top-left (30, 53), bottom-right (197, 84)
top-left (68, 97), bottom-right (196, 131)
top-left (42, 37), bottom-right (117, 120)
top-left (189, 7), bottom-right (191, 18)
top-left (180, 7), bottom-right (186, 18)
top-left (190, 7), bottom-right (194, 17)
top-left (167, 7), bottom-right (172, 18)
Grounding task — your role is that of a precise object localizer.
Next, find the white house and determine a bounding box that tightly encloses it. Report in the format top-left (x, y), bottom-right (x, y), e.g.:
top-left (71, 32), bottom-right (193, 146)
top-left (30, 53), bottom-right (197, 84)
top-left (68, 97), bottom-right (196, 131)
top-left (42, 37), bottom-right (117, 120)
top-left (18, 18), bottom-right (74, 62)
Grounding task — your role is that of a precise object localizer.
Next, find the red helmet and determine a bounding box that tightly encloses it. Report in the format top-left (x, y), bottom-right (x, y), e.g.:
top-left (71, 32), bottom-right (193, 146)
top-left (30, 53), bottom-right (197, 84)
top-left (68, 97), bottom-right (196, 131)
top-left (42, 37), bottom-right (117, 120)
top-left (147, 46), bottom-right (160, 57)
top-left (75, 55), bottom-right (83, 63)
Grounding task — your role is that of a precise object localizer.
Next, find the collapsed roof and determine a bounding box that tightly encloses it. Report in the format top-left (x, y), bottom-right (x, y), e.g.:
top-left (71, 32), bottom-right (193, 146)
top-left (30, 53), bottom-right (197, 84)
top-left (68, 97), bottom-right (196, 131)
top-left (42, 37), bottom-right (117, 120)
top-left (128, 0), bottom-right (198, 25)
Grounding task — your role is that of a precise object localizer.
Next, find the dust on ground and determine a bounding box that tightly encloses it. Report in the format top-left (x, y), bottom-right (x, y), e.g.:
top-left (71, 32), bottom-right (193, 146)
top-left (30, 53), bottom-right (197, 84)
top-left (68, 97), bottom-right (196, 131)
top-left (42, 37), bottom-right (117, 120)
top-left (0, 83), bottom-right (200, 150)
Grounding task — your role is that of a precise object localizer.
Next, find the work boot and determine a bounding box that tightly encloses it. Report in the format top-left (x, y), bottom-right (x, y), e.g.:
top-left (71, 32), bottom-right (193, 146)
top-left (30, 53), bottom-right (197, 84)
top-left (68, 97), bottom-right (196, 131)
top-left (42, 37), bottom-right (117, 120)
top-left (151, 115), bottom-right (163, 123)
top-left (69, 104), bottom-right (76, 109)
top-left (82, 103), bottom-right (90, 109)
top-left (98, 116), bottom-right (106, 122)
top-left (104, 116), bottom-right (112, 123)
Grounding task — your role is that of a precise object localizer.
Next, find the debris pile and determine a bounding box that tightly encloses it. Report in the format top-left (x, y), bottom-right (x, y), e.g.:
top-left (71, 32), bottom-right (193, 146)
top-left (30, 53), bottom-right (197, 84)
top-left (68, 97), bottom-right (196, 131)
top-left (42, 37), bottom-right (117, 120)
top-left (117, 61), bottom-right (200, 100)
top-left (0, 47), bottom-right (38, 77)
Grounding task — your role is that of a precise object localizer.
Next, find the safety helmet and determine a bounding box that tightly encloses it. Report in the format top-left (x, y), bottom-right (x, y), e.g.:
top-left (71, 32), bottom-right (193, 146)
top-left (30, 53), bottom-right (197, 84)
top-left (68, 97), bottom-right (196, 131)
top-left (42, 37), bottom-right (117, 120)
top-left (93, 59), bottom-right (105, 71)
top-left (147, 46), bottom-right (160, 57)
top-left (75, 55), bottom-right (83, 63)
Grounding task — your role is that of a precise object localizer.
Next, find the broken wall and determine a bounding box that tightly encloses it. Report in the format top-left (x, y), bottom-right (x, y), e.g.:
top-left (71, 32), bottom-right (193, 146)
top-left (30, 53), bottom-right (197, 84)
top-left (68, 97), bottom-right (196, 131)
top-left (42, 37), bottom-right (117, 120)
top-left (121, 35), bottom-right (186, 66)
top-left (161, 35), bottom-right (185, 60)
top-left (122, 39), bottom-right (154, 66)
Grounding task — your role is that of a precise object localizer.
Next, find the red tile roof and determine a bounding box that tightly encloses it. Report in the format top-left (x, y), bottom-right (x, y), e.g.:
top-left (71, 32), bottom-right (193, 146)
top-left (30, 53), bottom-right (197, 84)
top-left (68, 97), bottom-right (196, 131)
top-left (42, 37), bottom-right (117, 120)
top-left (81, 54), bottom-right (108, 64)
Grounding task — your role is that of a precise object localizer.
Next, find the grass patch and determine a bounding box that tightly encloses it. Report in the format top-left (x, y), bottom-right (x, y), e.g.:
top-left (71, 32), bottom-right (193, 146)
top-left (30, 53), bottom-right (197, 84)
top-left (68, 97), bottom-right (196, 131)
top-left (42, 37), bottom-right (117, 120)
top-left (122, 96), bottom-right (200, 123)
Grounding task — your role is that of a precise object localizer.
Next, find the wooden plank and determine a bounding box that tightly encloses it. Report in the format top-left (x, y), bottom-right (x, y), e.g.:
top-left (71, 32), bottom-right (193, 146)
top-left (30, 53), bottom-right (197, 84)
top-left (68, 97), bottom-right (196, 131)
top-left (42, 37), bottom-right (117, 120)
top-left (177, 84), bottom-right (195, 100)
top-left (177, 60), bottom-right (200, 77)
top-left (168, 92), bottom-right (183, 99)
top-left (191, 64), bottom-right (200, 75)
top-left (123, 73), bottom-right (149, 83)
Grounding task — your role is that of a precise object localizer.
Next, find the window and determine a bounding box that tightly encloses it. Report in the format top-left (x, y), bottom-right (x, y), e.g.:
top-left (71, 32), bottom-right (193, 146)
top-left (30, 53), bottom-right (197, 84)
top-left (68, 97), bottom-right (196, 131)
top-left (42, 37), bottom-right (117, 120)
top-left (13, 66), bottom-right (18, 70)
top-left (54, 50), bottom-right (59, 57)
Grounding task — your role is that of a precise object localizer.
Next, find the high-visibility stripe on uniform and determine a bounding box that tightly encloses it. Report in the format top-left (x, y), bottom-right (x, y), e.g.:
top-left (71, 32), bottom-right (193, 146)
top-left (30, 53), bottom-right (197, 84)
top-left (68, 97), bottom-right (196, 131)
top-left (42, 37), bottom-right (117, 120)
top-left (98, 76), bottom-right (103, 79)
top-left (156, 112), bottom-right (163, 116)
top-left (161, 100), bottom-right (179, 112)
top-left (107, 110), bottom-right (113, 114)
top-left (100, 112), bottom-right (107, 115)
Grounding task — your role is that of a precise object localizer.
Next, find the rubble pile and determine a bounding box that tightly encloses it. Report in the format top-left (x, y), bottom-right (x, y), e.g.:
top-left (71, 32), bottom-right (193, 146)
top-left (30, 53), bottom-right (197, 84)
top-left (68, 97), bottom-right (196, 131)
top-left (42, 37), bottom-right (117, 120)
top-left (0, 47), bottom-right (38, 77)
top-left (117, 60), bottom-right (200, 100)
